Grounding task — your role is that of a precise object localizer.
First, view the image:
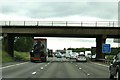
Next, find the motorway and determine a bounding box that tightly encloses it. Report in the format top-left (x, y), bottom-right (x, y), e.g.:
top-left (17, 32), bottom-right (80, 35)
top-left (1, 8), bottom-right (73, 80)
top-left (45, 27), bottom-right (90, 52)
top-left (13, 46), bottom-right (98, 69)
top-left (1, 57), bottom-right (110, 80)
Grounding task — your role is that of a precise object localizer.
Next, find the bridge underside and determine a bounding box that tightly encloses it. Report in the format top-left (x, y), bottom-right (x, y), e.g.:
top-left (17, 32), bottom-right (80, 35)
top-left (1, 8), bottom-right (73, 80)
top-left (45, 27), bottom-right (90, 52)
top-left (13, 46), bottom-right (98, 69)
top-left (2, 26), bottom-right (120, 61)
top-left (7, 33), bottom-right (120, 38)
top-left (2, 33), bottom-right (119, 61)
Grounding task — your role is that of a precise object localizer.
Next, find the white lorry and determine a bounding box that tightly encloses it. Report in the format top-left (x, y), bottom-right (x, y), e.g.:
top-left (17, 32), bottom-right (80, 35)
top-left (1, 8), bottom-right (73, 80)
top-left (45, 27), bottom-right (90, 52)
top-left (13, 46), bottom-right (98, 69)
top-left (65, 50), bottom-right (72, 59)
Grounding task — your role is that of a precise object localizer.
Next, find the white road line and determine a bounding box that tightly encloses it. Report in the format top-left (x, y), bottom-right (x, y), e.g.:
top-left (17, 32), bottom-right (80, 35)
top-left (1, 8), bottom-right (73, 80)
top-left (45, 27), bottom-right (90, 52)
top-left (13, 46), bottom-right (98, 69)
top-left (79, 67), bottom-right (82, 70)
top-left (87, 73), bottom-right (90, 76)
top-left (91, 62), bottom-right (109, 67)
top-left (40, 67), bottom-right (43, 70)
top-left (32, 72), bottom-right (36, 75)
top-left (0, 62), bottom-right (28, 69)
top-left (45, 65), bottom-right (47, 67)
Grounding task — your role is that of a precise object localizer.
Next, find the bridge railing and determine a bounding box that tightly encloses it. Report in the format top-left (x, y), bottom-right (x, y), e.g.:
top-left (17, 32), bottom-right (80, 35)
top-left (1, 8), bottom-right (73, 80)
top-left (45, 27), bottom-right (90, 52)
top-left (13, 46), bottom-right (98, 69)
top-left (0, 21), bottom-right (119, 27)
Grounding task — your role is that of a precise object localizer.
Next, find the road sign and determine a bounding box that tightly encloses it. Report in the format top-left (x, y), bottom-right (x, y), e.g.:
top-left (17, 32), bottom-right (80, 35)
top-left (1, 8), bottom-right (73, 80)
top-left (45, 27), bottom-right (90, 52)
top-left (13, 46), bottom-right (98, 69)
top-left (102, 44), bottom-right (111, 53)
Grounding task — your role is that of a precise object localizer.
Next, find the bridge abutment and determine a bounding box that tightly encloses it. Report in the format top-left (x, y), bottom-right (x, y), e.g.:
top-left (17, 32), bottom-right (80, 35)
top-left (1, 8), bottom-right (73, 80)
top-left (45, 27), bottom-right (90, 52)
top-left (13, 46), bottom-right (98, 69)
top-left (3, 34), bottom-right (14, 57)
top-left (96, 35), bottom-right (106, 61)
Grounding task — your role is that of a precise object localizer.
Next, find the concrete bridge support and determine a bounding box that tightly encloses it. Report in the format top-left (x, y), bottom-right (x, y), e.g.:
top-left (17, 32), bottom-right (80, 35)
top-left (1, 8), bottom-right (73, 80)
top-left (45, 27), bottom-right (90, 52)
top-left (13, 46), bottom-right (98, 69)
top-left (96, 35), bottom-right (106, 61)
top-left (3, 34), bottom-right (14, 57)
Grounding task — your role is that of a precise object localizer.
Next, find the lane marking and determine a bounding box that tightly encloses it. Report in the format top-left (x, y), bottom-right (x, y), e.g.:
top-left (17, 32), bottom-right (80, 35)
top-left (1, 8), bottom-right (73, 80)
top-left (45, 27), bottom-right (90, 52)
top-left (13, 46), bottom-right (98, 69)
top-left (91, 62), bottom-right (109, 67)
top-left (79, 67), bottom-right (82, 70)
top-left (87, 73), bottom-right (90, 76)
top-left (40, 67), bottom-right (43, 70)
top-left (0, 62), bottom-right (28, 69)
top-left (32, 72), bottom-right (36, 75)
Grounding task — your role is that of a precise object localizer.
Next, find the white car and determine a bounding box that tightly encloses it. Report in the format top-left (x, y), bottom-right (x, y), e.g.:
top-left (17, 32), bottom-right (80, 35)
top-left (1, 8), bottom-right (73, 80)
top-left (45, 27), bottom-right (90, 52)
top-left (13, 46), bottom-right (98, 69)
top-left (76, 54), bottom-right (87, 62)
top-left (70, 52), bottom-right (77, 59)
top-left (65, 51), bottom-right (71, 59)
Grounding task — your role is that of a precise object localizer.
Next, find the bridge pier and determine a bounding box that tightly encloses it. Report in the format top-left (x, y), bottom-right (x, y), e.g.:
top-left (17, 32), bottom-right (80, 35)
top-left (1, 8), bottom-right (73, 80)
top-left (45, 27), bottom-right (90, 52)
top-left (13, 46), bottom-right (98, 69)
top-left (96, 35), bottom-right (106, 61)
top-left (3, 34), bottom-right (14, 57)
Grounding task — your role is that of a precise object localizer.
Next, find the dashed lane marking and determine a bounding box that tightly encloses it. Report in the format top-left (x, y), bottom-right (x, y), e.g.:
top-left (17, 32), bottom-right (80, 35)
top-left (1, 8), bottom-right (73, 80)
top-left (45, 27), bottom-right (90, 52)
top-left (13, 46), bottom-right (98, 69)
top-left (79, 67), bottom-right (82, 70)
top-left (0, 62), bottom-right (28, 69)
top-left (87, 73), bottom-right (90, 76)
top-left (32, 72), bottom-right (36, 75)
top-left (40, 67), bottom-right (44, 70)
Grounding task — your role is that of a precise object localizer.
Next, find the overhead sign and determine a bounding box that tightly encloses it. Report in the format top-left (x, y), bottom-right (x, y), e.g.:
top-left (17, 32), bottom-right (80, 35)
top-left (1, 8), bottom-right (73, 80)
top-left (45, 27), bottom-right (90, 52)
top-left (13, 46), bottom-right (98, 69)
top-left (102, 44), bottom-right (111, 53)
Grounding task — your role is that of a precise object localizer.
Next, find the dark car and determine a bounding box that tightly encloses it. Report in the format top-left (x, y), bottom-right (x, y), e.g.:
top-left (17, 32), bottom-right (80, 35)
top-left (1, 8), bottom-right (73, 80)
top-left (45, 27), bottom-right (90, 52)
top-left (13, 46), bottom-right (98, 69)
top-left (109, 52), bottom-right (120, 80)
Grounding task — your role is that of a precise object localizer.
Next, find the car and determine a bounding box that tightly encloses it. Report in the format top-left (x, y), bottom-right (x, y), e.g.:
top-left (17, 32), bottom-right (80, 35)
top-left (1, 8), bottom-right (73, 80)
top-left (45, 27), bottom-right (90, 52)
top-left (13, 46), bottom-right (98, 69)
top-left (55, 52), bottom-right (62, 58)
top-left (76, 54), bottom-right (87, 62)
top-left (65, 50), bottom-right (72, 59)
top-left (109, 52), bottom-right (120, 80)
top-left (79, 52), bottom-right (84, 55)
top-left (56, 54), bottom-right (62, 58)
top-left (70, 52), bottom-right (77, 59)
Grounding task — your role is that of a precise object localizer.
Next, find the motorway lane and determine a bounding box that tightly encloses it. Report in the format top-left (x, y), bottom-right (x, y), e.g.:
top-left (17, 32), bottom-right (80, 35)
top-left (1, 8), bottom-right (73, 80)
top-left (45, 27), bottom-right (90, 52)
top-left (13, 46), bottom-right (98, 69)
top-left (33, 62), bottom-right (87, 78)
top-left (2, 62), bottom-right (51, 78)
top-left (73, 62), bottom-right (109, 78)
top-left (2, 58), bottom-right (110, 79)
top-left (33, 62), bottom-right (71, 78)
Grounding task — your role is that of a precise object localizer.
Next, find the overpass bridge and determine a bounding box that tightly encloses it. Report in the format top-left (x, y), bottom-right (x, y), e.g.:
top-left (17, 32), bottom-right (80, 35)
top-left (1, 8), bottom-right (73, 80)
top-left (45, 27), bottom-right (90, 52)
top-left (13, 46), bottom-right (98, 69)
top-left (1, 21), bottom-right (120, 61)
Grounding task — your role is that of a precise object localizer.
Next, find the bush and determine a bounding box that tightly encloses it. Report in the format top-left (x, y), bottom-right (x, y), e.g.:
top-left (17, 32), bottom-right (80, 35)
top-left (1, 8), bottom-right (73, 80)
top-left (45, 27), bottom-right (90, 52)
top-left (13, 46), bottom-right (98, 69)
top-left (14, 37), bottom-right (33, 52)
top-left (105, 55), bottom-right (114, 60)
top-left (14, 51), bottom-right (30, 61)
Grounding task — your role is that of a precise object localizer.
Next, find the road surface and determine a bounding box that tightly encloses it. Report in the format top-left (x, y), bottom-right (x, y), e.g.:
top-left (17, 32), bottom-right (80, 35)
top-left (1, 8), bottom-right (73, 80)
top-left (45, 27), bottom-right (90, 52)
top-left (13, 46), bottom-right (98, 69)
top-left (1, 57), bottom-right (110, 80)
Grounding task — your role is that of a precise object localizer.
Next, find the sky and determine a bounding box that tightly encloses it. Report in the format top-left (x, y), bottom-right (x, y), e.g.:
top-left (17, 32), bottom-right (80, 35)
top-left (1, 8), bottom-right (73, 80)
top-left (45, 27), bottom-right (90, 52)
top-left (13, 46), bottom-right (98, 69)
top-left (0, 0), bottom-right (119, 21)
top-left (0, 0), bottom-right (120, 51)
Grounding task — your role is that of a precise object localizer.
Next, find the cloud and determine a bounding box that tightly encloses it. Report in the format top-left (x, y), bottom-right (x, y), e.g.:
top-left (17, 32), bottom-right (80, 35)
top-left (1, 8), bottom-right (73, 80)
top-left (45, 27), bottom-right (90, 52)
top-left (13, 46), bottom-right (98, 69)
top-left (35, 37), bottom-right (119, 50)
top-left (0, 13), bottom-right (107, 21)
top-left (46, 37), bottom-right (96, 50)
top-left (0, 1), bottom-right (118, 20)
top-left (0, 13), bottom-right (32, 21)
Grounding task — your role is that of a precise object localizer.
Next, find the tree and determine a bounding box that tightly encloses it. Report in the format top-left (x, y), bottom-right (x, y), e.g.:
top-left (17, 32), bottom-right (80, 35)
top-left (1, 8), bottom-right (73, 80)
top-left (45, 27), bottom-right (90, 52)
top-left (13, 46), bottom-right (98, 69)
top-left (14, 37), bottom-right (33, 52)
top-left (67, 48), bottom-right (91, 52)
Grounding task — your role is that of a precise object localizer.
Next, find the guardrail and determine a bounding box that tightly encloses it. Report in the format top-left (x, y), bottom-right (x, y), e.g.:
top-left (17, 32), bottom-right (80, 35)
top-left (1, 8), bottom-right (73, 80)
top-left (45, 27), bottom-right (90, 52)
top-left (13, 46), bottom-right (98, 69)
top-left (0, 21), bottom-right (119, 27)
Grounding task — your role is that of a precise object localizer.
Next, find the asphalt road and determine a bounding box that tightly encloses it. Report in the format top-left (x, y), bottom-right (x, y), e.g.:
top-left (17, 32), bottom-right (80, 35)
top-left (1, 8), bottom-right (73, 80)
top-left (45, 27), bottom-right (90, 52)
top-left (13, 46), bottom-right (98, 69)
top-left (1, 57), bottom-right (110, 80)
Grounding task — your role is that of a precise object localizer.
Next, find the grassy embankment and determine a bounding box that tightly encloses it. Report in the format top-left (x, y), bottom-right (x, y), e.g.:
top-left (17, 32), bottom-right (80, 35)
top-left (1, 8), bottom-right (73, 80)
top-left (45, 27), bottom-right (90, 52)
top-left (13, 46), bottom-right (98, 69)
top-left (0, 50), bottom-right (14, 63)
top-left (0, 50), bottom-right (30, 63)
top-left (0, 40), bottom-right (30, 63)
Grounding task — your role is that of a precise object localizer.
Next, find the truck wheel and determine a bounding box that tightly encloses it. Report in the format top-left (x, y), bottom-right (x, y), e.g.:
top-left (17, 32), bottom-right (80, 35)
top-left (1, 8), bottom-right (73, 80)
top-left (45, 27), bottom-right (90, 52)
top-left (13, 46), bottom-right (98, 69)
top-left (30, 59), bottom-right (35, 62)
top-left (43, 58), bottom-right (47, 62)
top-left (44, 59), bottom-right (47, 62)
top-left (116, 71), bottom-right (120, 80)
top-left (110, 74), bottom-right (114, 79)
top-left (44, 57), bottom-right (47, 62)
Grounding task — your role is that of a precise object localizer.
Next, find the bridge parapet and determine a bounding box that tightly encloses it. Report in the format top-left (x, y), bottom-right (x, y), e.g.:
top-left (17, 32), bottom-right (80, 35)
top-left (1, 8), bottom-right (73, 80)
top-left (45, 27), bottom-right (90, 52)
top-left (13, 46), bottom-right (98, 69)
top-left (0, 21), bottom-right (119, 27)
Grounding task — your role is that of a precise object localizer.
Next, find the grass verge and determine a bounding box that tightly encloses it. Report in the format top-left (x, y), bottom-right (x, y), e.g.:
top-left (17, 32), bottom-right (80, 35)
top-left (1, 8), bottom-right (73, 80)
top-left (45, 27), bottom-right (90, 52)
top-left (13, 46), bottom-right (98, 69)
top-left (0, 50), bottom-right (30, 63)
top-left (1, 50), bottom-right (14, 63)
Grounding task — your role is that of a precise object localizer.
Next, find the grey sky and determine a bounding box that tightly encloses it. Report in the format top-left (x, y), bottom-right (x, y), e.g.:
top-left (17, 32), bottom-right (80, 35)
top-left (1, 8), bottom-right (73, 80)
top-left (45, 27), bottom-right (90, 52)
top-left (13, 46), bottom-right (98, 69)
top-left (0, 0), bottom-right (119, 50)
top-left (0, 0), bottom-right (118, 20)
